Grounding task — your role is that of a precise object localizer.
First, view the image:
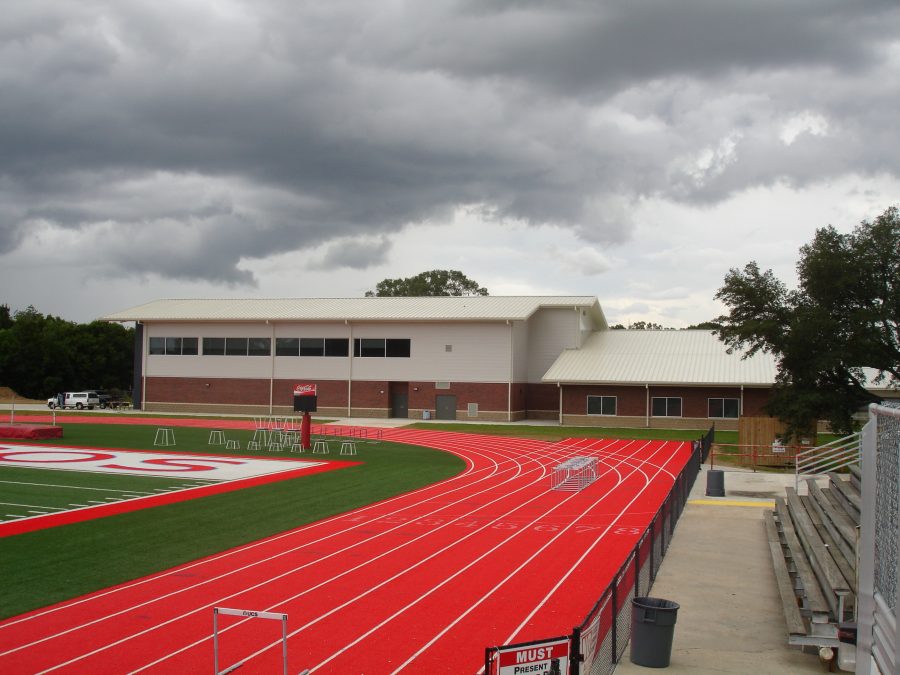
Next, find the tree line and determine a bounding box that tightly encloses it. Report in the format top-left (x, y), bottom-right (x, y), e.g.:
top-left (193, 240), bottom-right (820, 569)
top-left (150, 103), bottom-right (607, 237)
top-left (0, 305), bottom-right (133, 401)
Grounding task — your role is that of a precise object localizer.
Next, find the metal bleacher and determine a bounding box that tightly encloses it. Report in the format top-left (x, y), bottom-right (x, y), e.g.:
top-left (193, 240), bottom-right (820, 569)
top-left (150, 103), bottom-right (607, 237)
top-left (766, 463), bottom-right (861, 668)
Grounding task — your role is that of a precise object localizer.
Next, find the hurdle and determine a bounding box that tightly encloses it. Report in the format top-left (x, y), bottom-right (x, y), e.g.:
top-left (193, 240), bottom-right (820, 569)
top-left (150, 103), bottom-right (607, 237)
top-left (208, 429), bottom-right (225, 446)
top-left (551, 456), bottom-right (600, 491)
top-left (153, 427), bottom-right (175, 447)
top-left (213, 606), bottom-right (288, 675)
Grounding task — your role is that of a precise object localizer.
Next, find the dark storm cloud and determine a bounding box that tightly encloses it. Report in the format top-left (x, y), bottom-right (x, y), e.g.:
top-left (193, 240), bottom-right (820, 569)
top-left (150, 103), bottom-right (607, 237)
top-left (1, 0), bottom-right (898, 285)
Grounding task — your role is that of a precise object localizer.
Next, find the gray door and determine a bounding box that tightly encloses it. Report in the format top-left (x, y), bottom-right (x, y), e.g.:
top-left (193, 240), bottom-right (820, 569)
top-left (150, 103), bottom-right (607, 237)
top-left (391, 393), bottom-right (408, 418)
top-left (435, 395), bottom-right (457, 420)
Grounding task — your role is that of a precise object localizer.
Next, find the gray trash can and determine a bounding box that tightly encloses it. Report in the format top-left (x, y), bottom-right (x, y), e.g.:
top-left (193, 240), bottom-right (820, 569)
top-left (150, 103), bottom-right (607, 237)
top-left (706, 469), bottom-right (725, 497)
top-left (630, 596), bottom-right (680, 668)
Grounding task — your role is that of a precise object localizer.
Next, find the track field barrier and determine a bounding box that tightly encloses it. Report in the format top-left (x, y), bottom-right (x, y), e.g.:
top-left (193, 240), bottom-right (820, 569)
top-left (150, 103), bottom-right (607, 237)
top-left (484, 426), bottom-right (713, 675)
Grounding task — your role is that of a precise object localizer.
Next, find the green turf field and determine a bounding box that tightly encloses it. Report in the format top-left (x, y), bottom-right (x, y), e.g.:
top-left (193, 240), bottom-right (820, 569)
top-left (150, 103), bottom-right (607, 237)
top-left (0, 422), bottom-right (464, 619)
top-left (0, 466), bottom-right (216, 521)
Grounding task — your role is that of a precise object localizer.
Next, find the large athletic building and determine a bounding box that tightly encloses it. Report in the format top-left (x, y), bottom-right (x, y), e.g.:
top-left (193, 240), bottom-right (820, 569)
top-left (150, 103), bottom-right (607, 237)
top-left (102, 295), bottom-right (778, 429)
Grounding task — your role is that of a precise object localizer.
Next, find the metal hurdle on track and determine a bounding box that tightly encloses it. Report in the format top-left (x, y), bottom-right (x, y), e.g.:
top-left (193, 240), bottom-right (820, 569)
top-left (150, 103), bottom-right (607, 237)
top-left (551, 456), bottom-right (599, 491)
top-left (213, 606), bottom-right (289, 675)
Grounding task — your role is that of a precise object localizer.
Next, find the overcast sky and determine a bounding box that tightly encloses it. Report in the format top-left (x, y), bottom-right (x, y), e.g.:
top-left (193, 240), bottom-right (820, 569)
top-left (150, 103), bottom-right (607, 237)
top-left (2, 0), bottom-right (898, 327)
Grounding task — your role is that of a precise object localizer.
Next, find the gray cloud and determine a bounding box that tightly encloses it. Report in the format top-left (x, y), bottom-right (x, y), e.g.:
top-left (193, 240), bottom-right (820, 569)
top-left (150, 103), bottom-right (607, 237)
top-left (0, 0), bottom-right (898, 294)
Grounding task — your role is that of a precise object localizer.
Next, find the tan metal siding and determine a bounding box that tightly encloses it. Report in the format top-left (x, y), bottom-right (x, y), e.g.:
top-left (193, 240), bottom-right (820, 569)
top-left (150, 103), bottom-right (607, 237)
top-left (527, 307), bottom-right (579, 382)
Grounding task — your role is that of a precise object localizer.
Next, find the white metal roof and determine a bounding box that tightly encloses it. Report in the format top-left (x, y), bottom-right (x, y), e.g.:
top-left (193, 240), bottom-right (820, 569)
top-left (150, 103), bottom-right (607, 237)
top-left (101, 296), bottom-right (607, 326)
top-left (542, 329), bottom-right (778, 386)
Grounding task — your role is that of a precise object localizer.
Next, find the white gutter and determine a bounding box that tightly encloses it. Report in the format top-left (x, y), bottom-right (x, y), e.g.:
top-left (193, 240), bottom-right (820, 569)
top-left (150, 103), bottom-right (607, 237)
top-left (558, 382), bottom-right (563, 425)
top-left (346, 320), bottom-right (353, 417)
top-left (268, 320), bottom-right (274, 415)
top-left (645, 384), bottom-right (650, 428)
top-left (507, 320), bottom-right (513, 422)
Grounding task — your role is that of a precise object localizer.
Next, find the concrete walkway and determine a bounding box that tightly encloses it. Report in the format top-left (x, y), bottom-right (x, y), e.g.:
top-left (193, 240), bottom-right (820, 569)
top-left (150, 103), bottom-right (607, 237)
top-left (615, 466), bottom-right (824, 674)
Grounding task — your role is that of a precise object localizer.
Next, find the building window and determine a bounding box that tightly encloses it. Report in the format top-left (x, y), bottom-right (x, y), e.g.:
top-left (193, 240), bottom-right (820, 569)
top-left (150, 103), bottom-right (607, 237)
top-left (149, 337), bottom-right (165, 355)
top-left (354, 338), bottom-right (384, 357)
top-left (587, 395), bottom-right (617, 416)
top-left (386, 338), bottom-right (411, 357)
top-left (150, 337), bottom-right (198, 355)
top-left (652, 397), bottom-right (682, 417)
top-left (202, 337), bottom-right (270, 356)
top-left (203, 337), bottom-right (225, 355)
top-left (248, 338), bottom-right (271, 356)
top-left (276, 337), bottom-right (348, 357)
top-left (353, 338), bottom-right (411, 358)
top-left (324, 338), bottom-right (349, 357)
top-left (276, 337), bottom-right (299, 356)
top-left (709, 398), bottom-right (740, 419)
top-left (225, 337), bottom-right (249, 356)
top-left (300, 338), bottom-right (325, 356)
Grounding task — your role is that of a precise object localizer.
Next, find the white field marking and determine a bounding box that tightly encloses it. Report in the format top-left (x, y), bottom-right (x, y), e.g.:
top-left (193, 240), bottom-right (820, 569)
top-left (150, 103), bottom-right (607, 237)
top-left (130, 438), bottom-right (610, 673)
top-left (61, 437), bottom-right (566, 674)
top-left (0, 480), bottom-right (154, 494)
top-left (0, 445), bottom-right (322, 481)
top-left (403, 445), bottom-right (680, 675)
top-left (6, 435), bottom-right (527, 662)
top-left (0, 503), bottom-right (66, 511)
top-left (0, 432), bottom-right (504, 644)
top-left (315, 441), bottom-right (655, 674)
top-left (5, 514), bottom-right (25, 518)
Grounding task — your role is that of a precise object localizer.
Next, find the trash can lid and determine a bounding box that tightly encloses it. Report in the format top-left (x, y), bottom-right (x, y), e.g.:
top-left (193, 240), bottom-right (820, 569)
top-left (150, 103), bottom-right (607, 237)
top-left (632, 596), bottom-right (680, 611)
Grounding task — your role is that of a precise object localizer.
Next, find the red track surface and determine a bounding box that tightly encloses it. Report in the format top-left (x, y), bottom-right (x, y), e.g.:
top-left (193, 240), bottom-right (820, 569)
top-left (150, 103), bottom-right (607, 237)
top-left (0, 424), bottom-right (691, 674)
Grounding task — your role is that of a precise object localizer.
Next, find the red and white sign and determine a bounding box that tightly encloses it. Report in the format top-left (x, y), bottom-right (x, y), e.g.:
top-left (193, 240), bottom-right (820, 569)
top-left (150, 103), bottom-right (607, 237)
top-left (497, 638), bottom-right (569, 675)
top-left (293, 383), bottom-right (317, 396)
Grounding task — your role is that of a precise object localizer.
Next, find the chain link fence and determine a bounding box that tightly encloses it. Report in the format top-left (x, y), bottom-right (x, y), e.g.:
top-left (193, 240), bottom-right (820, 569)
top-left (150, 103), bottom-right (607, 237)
top-left (857, 403), bottom-right (900, 675)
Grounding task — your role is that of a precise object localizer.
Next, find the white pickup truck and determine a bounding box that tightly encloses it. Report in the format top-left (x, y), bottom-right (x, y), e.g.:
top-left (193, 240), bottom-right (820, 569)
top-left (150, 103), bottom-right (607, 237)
top-left (47, 391), bottom-right (101, 410)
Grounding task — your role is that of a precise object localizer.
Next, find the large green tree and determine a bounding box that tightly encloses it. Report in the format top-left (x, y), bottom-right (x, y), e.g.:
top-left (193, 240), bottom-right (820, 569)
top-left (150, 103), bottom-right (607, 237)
top-left (365, 269), bottom-right (488, 297)
top-left (0, 306), bottom-right (134, 399)
top-left (715, 206), bottom-right (899, 438)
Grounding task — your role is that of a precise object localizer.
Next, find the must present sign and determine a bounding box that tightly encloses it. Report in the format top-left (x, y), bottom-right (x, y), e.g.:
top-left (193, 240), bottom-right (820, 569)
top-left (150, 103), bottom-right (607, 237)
top-left (496, 638), bottom-right (568, 675)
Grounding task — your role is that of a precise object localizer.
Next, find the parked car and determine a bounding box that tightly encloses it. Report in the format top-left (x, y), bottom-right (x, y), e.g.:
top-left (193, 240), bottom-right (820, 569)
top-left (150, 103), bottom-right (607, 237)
top-left (47, 391), bottom-right (101, 410)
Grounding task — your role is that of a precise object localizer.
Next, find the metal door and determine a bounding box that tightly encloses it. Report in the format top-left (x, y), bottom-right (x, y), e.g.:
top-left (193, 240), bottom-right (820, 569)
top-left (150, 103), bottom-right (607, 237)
top-left (435, 395), bottom-right (457, 420)
top-left (391, 393), bottom-right (408, 418)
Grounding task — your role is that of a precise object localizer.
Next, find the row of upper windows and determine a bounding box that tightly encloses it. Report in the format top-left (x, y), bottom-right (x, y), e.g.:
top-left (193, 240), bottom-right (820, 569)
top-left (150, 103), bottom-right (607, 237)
top-left (587, 396), bottom-right (740, 419)
top-left (148, 337), bottom-right (411, 358)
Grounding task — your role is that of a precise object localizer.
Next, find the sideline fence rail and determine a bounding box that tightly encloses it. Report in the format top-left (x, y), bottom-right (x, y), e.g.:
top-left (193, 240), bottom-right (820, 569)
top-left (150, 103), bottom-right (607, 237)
top-left (484, 426), bottom-right (712, 675)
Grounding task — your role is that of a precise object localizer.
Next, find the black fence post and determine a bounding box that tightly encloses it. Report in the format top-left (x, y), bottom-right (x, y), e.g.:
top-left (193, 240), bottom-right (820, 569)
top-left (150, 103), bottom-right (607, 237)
top-left (570, 626), bottom-right (582, 675)
top-left (610, 580), bottom-right (619, 662)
